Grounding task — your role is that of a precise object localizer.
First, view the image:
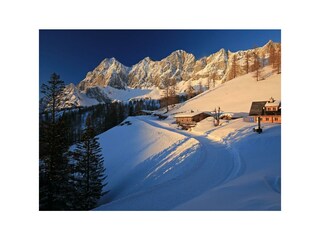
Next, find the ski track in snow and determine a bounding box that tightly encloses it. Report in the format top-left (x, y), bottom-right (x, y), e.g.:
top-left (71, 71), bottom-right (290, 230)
top-left (95, 68), bottom-right (281, 210)
top-left (96, 116), bottom-right (246, 210)
top-left (139, 116), bottom-right (245, 184)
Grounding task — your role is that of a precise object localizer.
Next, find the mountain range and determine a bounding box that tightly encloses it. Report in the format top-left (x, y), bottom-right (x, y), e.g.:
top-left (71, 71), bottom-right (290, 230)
top-left (58, 40), bottom-right (280, 109)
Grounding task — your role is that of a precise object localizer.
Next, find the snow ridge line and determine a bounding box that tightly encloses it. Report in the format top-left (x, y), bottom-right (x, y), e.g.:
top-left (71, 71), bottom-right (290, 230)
top-left (96, 142), bottom-right (203, 209)
top-left (97, 117), bottom-right (205, 206)
top-left (143, 138), bottom-right (197, 180)
top-left (136, 117), bottom-right (207, 179)
top-left (95, 143), bottom-right (208, 210)
top-left (136, 116), bottom-right (238, 183)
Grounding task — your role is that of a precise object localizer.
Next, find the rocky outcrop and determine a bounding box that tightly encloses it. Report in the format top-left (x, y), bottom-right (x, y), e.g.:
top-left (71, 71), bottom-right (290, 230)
top-left (59, 40), bottom-right (280, 108)
top-left (78, 58), bottom-right (130, 91)
top-left (84, 86), bottom-right (110, 103)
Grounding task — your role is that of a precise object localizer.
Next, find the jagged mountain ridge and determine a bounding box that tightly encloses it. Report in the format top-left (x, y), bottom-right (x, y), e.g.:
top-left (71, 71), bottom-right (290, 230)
top-left (78, 58), bottom-right (130, 91)
top-left (60, 40), bottom-right (280, 108)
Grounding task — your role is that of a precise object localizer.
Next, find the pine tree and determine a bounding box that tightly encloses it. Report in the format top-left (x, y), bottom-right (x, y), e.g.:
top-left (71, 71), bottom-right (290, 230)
top-left (212, 72), bottom-right (216, 88)
top-left (187, 81), bottom-right (194, 99)
top-left (128, 101), bottom-right (134, 116)
top-left (117, 102), bottom-right (125, 124)
top-left (269, 44), bottom-right (275, 68)
top-left (245, 51), bottom-right (250, 74)
top-left (252, 49), bottom-right (263, 81)
top-left (109, 102), bottom-right (119, 125)
top-left (168, 78), bottom-right (178, 106)
top-left (198, 81), bottom-right (203, 93)
top-left (73, 116), bottom-right (107, 210)
top-left (231, 55), bottom-right (237, 79)
top-left (39, 73), bottom-right (72, 210)
top-left (169, 78), bottom-right (176, 97)
top-left (261, 53), bottom-right (266, 68)
top-left (274, 45), bottom-right (281, 74)
top-left (206, 77), bottom-right (211, 90)
top-left (40, 73), bottom-right (65, 123)
top-left (162, 78), bottom-right (170, 112)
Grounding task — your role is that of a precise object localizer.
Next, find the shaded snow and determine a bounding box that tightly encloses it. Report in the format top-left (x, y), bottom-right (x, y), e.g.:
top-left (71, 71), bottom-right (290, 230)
top-left (102, 86), bottom-right (162, 101)
top-left (174, 119), bottom-right (281, 210)
top-left (94, 69), bottom-right (281, 210)
top-left (95, 116), bottom-right (280, 210)
top-left (96, 117), bottom-right (201, 206)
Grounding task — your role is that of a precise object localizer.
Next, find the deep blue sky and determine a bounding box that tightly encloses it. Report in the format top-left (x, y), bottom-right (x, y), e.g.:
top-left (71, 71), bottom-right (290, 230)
top-left (39, 30), bottom-right (280, 86)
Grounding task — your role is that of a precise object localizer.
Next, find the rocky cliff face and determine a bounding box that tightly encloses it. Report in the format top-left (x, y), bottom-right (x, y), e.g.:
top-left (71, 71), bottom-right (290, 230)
top-left (78, 58), bottom-right (130, 91)
top-left (128, 50), bottom-right (196, 89)
top-left (60, 40), bottom-right (280, 108)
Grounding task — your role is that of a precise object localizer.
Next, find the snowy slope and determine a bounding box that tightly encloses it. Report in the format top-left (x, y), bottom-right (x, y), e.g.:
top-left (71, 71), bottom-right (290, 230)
top-left (97, 117), bottom-right (201, 206)
top-left (94, 68), bottom-right (281, 210)
top-left (96, 116), bottom-right (280, 210)
top-left (170, 66), bottom-right (281, 116)
top-left (103, 86), bottom-right (162, 101)
top-left (59, 83), bottom-right (100, 108)
top-left (175, 119), bottom-right (281, 210)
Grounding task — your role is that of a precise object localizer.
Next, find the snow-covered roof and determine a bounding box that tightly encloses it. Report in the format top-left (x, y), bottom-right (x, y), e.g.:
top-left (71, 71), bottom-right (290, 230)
top-left (265, 100), bottom-right (281, 107)
top-left (140, 110), bottom-right (154, 113)
top-left (174, 111), bottom-right (210, 118)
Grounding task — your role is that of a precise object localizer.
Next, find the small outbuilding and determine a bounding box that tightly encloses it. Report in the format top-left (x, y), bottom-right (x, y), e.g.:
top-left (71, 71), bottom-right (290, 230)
top-left (135, 110), bottom-right (154, 116)
top-left (174, 111), bottom-right (211, 126)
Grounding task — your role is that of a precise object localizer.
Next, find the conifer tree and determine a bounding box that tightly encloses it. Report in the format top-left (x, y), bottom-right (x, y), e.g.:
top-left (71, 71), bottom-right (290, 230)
top-left (198, 81), bottom-right (203, 93)
top-left (207, 72), bottom-right (216, 90)
top-left (73, 116), bottom-right (107, 210)
top-left (162, 78), bottom-right (170, 112)
top-left (274, 45), bottom-right (281, 74)
top-left (261, 53), bottom-right (266, 68)
top-left (168, 78), bottom-right (177, 106)
top-left (40, 73), bottom-right (65, 123)
top-left (269, 44), bottom-right (275, 68)
top-left (252, 49), bottom-right (263, 81)
top-left (187, 81), bottom-right (194, 99)
top-left (39, 73), bottom-right (72, 210)
top-left (231, 55), bottom-right (237, 79)
top-left (169, 78), bottom-right (177, 97)
top-left (245, 51), bottom-right (250, 74)
top-left (206, 78), bottom-right (211, 90)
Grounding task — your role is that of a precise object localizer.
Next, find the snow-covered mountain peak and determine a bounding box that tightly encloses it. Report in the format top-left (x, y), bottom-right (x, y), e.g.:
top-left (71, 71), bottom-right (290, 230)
top-left (169, 49), bottom-right (189, 56)
top-left (58, 40), bottom-right (280, 108)
top-left (94, 67), bottom-right (281, 210)
top-left (265, 39), bottom-right (274, 46)
top-left (217, 48), bottom-right (225, 53)
top-left (167, 49), bottom-right (195, 62)
top-left (97, 57), bottom-right (129, 71)
top-left (78, 57), bottom-right (130, 91)
top-left (137, 56), bottom-right (154, 65)
top-left (67, 82), bottom-right (76, 89)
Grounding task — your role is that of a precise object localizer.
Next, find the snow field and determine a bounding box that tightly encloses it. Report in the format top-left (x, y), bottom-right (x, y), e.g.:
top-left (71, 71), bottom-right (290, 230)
top-left (95, 68), bottom-right (281, 210)
top-left (97, 117), bottom-right (202, 207)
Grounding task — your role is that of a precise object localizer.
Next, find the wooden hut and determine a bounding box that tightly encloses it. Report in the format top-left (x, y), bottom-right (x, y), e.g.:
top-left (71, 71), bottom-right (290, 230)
top-left (174, 111), bottom-right (211, 127)
top-left (246, 97), bottom-right (281, 123)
